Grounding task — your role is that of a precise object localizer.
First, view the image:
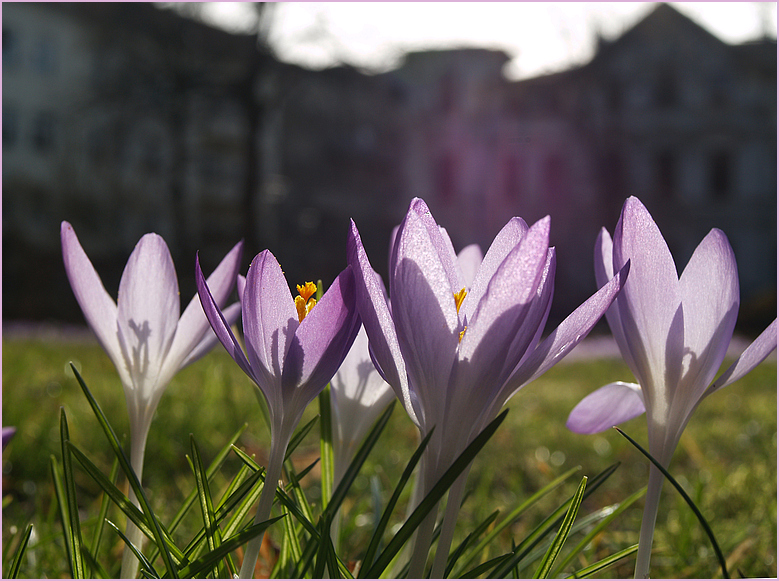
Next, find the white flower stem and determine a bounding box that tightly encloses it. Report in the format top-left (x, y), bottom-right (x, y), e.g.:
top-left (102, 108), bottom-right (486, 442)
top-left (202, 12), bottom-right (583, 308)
top-left (634, 463), bottom-right (664, 579)
top-left (238, 441), bottom-right (285, 579)
top-left (120, 422), bottom-right (149, 580)
top-left (430, 469), bottom-right (470, 579)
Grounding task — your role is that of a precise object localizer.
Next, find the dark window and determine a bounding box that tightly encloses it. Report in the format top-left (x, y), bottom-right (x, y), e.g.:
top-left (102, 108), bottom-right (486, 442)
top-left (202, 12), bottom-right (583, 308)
top-left (656, 151), bottom-right (676, 200)
top-left (3, 104), bottom-right (18, 147)
top-left (655, 70), bottom-right (677, 109)
top-left (3, 26), bottom-right (19, 69)
top-left (435, 152), bottom-right (457, 202)
top-left (709, 151), bottom-right (731, 201)
top-left (31, 111), bottom-right (56, 152)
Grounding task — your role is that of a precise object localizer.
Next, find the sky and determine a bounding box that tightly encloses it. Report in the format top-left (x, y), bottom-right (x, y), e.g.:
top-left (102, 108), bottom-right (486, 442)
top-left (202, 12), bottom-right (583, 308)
top-left (198, 2), bottom-right (777, 80)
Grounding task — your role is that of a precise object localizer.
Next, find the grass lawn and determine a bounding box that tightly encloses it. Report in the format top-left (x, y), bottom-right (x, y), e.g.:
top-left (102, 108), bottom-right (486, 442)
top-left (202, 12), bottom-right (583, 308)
top-left (2, 333), bottom-right (776, 578)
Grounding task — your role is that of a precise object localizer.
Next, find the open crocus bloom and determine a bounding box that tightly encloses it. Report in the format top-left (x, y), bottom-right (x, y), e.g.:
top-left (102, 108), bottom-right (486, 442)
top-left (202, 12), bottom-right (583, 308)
top-left (61, 221), bottom-right (243, 577)
top-left (565, 196), bottom-right (777, 578)
top-left (348, 198), bottom-right (629, 577)
top-left (196, 249), bottom-right (361, 578)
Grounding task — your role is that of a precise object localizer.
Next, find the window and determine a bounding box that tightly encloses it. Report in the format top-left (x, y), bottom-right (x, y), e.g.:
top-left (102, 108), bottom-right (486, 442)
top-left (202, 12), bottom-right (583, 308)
top-left (3, 104), bottom-right (18, 147)
top-left (655, 70), bottom-right (677, 109)
top-left (3, 26), bottom-right (19, 69)
top-left (709, 151), bottom-right (731, 201)
top-left (31, 111), bottom-right (56, 153)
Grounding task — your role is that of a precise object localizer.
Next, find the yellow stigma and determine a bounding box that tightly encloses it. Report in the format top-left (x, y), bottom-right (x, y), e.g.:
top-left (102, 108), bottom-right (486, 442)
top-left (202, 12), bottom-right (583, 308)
top-left (459, 326), bottom-right (467, 342)
top-left (454, 287), bottom-right (467, 313)
top-left (295, 281), bottom-right (318, 322)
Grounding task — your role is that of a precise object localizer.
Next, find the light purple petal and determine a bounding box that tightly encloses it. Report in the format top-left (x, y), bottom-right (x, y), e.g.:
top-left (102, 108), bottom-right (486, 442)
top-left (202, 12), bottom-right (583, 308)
top-left (498, 260), bottom-right (631, 408)
top-left (392, 204), bottom-right (461, 431)
top-left (167, 241), bottom-right (243, 375)
top-left (613, 196), bottom-right (683, 406)
top-left (512, 247), bottom-right (556, 371)
top-left (407, 198), bottom-right (464, 293)
top-left (707, 318), bottom-right (777, 396)
top-left (566, 382), bottom-right (645, 434)
top-left (2, 427), bottom-right (16, 450)
top-left (461, 216), bottom-right (528, 318)
top-left (61, 222), bottom-right (126, 383)
top-left (348, 220), bottom-right (418, 426)
top-left (282, 266), bottom-right (361, 409)
top-left (676, 229), bottom-right (739, 405)
top-left (116, 233), bottom-right (180, 400)
top-left (242, 250), bottom-right (297, 390)
top-left (195, 254), bottom-right (257, 384)
top-left (457, 244), bottom-right (483, 289)
top-left (237, 274), bottom-right (246, 305)
top-left (180, 302), bottom-right (242, 368)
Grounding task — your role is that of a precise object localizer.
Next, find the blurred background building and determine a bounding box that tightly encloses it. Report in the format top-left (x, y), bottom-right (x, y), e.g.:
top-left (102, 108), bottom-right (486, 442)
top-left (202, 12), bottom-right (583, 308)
top-left (3, 2), bottom-right (776, 332)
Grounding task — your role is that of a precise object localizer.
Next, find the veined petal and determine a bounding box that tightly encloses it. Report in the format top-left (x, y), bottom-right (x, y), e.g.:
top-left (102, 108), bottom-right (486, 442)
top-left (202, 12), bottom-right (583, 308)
top-left (392, 205), bottom-right (460, 430)
top-left (706, 318), bottom-right (777, 396)
top-left (237, 274), bottom-right (246, 305)
top-left (498, 261), bottom-right (630, 410)
top-left (282, 266), bottom-right (361, 409)
top-left (595, 228), bottom-right (638, 377)
top-left (457, 244), bottom-right (483, 289)
top-left (61, 222), bottom-right (128, 386)
top-left (167, 241), bottom-right (243, 374)
top-left (196, 254), bottom-right (258, 385)
top-left (242, 250), bottom-right (297, 391)
top-left (566, 382), bottom-right (645, 434)
top-left (348, 220), bottom-right (418, 426)
top-left (613, 196), bottom-right (683, 418)
top-left (116, 233), bottom-right (180, 401)
top-left (512, 247), bottom-right (556, 371)
top-left (461, 216), bottom-right (528, 318)
top-left (407, 198), bottom-right (464, 292)
top-left (676, 229), bottom-right (739, 408)
top-left (180, 302), bottom-right (242, 368)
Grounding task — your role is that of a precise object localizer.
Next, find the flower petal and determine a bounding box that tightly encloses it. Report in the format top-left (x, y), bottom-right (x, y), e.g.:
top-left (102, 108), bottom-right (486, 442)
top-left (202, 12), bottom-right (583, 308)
top-left (348, 220), bottom-right (418, 425)
top-left (61, 222), bottom-right (128, 384)
top-left (612, 196), bottom-right (683, 413)
top-left (282, 266), bottom-right (361, 413)
top-left (676, 229), bottom-right (739, 406)
top-left (499, 260), bottom-right (631, 409)
top-left (706, 318), bottom-right (777, 396)
top-left (180, 302), bottom-right (242, 368)
top-left (461, 216), bottom-right (528, 318)
top-left (457, 244), bottom-right (483, 289)
top-left (566, 382), bottom-right (645, 434)
top-left (242, 250), bottom-right (298, 392)
top-left (116, 233), bottom-right (180, 401)
top-left (195, 254), bottom-right (257, 384)
top-left (167, 241), bottom-right (243, 376)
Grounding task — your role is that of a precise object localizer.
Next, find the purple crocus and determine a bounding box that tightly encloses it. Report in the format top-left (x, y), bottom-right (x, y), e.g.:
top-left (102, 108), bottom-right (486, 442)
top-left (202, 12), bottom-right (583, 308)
top-left (565, 196), bottom-right (777, 578)
top-left (61, 222), bottom-right (243, 578)
top-left (196, 249), bottom-right (360, 578)
top-left (348, 198), bottom-right (629, 577)
top-left (2, 427), bottom-right (16, 451)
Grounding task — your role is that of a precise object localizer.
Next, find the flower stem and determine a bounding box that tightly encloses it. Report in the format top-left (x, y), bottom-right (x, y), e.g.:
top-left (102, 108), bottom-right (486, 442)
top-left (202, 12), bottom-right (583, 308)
top-left (407, 503), bottom-right (438, 578)
top-left (430, 468), bottom-right (470, 579)
top-left (238, 442), bottom-right (285, 579)
top-left (634, 463), bottom-right (664, 579)
top-left (120, 421), bottom-right (149, 579)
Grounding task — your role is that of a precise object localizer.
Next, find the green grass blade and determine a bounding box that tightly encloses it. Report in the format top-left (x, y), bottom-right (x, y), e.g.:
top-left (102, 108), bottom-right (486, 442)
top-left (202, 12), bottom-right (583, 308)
top-left (7, 523), bottom-right (33, 579)
top-left (286, 415), bottom-right (319, 462)
top-left (551, 486), bottom-right (646, 577)
top-left (615, 427), bottom-right (730, 579)
top-left (69, 364), bottom-right (179, 578)
top-left (444, 509), bottom-right (500, 577)
top-left (319, 383), bottom-right (334, 509)
top-left (189, 435), bottom-right (225, 578)
top-left (454, 464), bottom-right (581, 575)
top-left (50, 454), bottom-right (75, 575)
top-left (361, 408), bottom-right (509, 579)
top-left (105, 519), bottom-right (160, 578)
top-left (177, 516), bottom-right (283, 578)
top-left (59, 409), bottom-right (86, 578)
top-left (458, 553), bottom-right (514, 579)
top-left (534, 476), bottom-right (587, 578)
top-left (360, 426), bottom-right (433, 576)
top-left (566, 543), bottom-right (638, 578)
top-left (284, 457), bottom-right (316, 526)
top-left (89, 453), bottom-right (120, 568)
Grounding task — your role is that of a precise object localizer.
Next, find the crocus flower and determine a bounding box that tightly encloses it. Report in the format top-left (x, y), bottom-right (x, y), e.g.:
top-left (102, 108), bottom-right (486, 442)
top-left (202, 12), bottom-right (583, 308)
top-left (348, 198), bottom-right (629, 577)
top-left (196, 249), bottom-right (360, 579)
top-left (565, 196), bottom-right (777, 578)
top-left (61, 222), bottom-right (243, 578)
top-left (2, 427), bottom-right (15, 451)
